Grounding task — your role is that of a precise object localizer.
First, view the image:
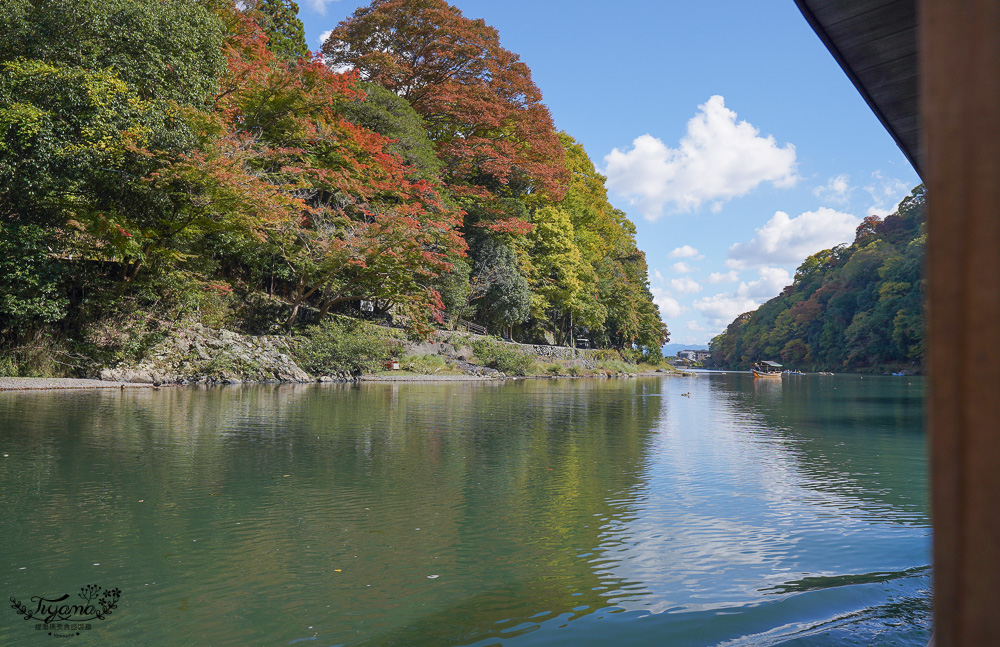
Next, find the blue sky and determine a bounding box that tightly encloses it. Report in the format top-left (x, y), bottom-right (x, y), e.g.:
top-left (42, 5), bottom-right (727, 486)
top-left (294, 0), bottom-right (921, 345)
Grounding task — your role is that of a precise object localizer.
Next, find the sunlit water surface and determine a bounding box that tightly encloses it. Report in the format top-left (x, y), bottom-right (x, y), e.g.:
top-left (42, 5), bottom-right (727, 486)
top-left (0, 374), bottom-right (930, 646)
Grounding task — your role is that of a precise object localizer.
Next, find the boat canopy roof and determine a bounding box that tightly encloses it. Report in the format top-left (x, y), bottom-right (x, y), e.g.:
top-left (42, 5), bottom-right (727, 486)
top-left (760, 361), bottom-right (783, 367)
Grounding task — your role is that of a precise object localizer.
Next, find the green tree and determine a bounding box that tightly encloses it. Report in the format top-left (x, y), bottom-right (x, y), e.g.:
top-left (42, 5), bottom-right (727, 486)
top-left (0, 60), bottom-right (151, 226)
top-left (341, 82), bottom-right (444, 180)
top-left (467, 236), bottom-right (531, 335)
top-left (0, 0), bottom-right (225, 105)
top-left (527, 206), bottom-right (585, 345)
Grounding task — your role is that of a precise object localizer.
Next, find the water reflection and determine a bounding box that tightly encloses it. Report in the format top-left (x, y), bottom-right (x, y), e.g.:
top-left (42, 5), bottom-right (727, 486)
top-left (0, 375), bottom-right (930, 646)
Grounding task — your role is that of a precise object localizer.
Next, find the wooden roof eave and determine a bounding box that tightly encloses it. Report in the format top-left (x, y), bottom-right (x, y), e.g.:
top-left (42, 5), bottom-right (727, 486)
top-left (793, 0), bottom-right (923, 179)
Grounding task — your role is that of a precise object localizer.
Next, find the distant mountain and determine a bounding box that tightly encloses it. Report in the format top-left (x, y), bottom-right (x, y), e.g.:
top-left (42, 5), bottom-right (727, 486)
top-left (661, 343), bottom-right (708, 357)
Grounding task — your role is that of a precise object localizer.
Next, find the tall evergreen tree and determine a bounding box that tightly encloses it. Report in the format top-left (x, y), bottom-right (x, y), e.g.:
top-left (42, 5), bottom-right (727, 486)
top-left (243, 0), bottom-right (309, 61)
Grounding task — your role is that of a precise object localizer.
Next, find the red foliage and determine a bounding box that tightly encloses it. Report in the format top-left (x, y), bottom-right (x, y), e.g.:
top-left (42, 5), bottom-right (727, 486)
top-left (854, 215), bottom-right (882, 244)
top-left (480, 217), bottom-right (535, 235)
top-left (789, 296), bottom-right (822, 325)
top-left (322, 0), bottom-right (569, 211)
top-left (143, 14), bottom-right (466, 327)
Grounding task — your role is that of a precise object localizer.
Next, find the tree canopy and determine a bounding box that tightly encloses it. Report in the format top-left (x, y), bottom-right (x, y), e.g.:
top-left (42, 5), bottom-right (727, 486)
top-left (0, 0), bottom-right (226, 105)
top-left (321, 0), bottom-right (567, 208)
top-left (0, 0), bottom-right (666, 365)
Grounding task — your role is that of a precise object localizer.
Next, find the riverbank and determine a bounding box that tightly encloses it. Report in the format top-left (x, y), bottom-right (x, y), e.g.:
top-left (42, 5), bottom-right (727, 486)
top-left (0, 369), bottom-right (680, 391)
top-left (1, 321), bottom-right (680, 388)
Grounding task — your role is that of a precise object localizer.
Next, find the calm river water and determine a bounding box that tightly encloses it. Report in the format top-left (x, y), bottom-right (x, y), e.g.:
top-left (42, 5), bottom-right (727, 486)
top-left (0, 373), bottom-right (930, 646)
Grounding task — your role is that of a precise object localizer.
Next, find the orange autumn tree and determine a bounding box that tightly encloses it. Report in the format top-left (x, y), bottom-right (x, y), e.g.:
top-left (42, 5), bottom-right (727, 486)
top-left (321, 0), bottom-right (568, 233)
top-left (148, 14), bottom-right (466, 329)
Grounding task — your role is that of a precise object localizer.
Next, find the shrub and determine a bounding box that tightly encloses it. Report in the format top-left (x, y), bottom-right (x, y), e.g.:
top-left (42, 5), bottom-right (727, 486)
top-left (295, 317), bottom-right (401, 375)
top-left (401, 353), bottom-right (448, 374)
top-left (592, 359), bottom-right (633, 374)
top-left (471, 337), bottom-right (533, 376)
top-left (619, 348), bottom-right (642, 364)
top-left (0, 224), bottom-right (69, 336)
top-left (588, 349), bottom-right (622, 363)
top-left (0, 352), bottom-right (20, 377)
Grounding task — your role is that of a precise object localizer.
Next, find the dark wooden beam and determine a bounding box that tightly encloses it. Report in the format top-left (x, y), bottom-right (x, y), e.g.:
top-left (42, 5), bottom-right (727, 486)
top-left (922, 2), bottom-right (1000, 644)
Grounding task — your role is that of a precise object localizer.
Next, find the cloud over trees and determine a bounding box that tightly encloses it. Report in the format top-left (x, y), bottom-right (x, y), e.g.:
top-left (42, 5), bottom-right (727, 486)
top-left (604, 96), bottom-right (797, 219)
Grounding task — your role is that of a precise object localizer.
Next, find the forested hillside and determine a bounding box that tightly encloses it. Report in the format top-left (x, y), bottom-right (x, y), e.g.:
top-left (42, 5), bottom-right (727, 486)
top-left (710, 185), bottom-right (925, 373)
top-left (0, 0), bottom-right (665, 375)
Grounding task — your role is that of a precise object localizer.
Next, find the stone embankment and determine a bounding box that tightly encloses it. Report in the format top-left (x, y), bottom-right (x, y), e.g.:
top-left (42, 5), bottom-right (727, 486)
top-left (98, 324), bottom-right (311, 385)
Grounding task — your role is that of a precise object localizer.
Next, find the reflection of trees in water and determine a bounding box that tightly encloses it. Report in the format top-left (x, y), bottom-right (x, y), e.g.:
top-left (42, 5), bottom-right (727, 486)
top-left (707, 373), bottom-right (928, 521)
top-left (0, 380), bottom-right (661, 647)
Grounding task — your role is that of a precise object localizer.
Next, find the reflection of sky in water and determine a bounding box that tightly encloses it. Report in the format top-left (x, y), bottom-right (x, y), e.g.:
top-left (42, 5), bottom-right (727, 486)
top-left (589, 375), bottom-right (930, 617)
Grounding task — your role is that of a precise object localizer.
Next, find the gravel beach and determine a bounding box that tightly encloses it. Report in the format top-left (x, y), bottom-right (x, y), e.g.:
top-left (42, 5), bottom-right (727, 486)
top-left (0, 377), bottom-right (153, 391)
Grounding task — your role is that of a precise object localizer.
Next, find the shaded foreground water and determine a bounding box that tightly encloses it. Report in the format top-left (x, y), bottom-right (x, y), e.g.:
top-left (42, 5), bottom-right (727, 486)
top-left (0, 374), bottom-right (930, 646)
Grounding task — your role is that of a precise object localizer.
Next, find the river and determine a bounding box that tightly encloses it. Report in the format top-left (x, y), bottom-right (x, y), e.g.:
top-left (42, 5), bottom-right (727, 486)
top-left (0, 373), bottom-right (931, 646)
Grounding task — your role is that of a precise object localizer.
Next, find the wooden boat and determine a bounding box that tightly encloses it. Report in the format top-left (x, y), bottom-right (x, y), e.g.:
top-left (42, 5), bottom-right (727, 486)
top-left (752, 361), bottom-right (783, 378)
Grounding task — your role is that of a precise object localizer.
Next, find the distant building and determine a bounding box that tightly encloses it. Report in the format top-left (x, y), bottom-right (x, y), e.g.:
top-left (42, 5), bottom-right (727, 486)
top-left (676, 349), bottom-right (712, 362)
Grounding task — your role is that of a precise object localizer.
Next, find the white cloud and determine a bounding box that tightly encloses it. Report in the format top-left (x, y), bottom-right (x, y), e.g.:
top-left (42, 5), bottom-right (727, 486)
top-left (727, 207), bottom-right (860, 268)
top-left (651, 288), bottom-right (687, 319)
top-left (671, 262), bottom-right (694, 274)
top-left (707, 270), bottom-right (739, 284)
top-left (864, 170), bottom-right (910, 217)
top-left (305, 0), bottom-right (338, 14)
top-left (653, 269), bottom-right (665, 284)
top-left (814, 174), bottom-right (852, 203)
top-left (317, 29), bottom-right (333, 47)
top-left (669, 277), bottom-right (702, 295)
top-left (742, 266), bottom-right (791, 299)
top-left (668, 245), bottom-right (702, 259)
top-left (693, 293), bottom-right (760, 327)
top-left (685, 320), bottom-right (709, 332)
top-left (603, 95), bottom-right (798, 219)
top-left (692, 267), bottom-right (791, 328)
